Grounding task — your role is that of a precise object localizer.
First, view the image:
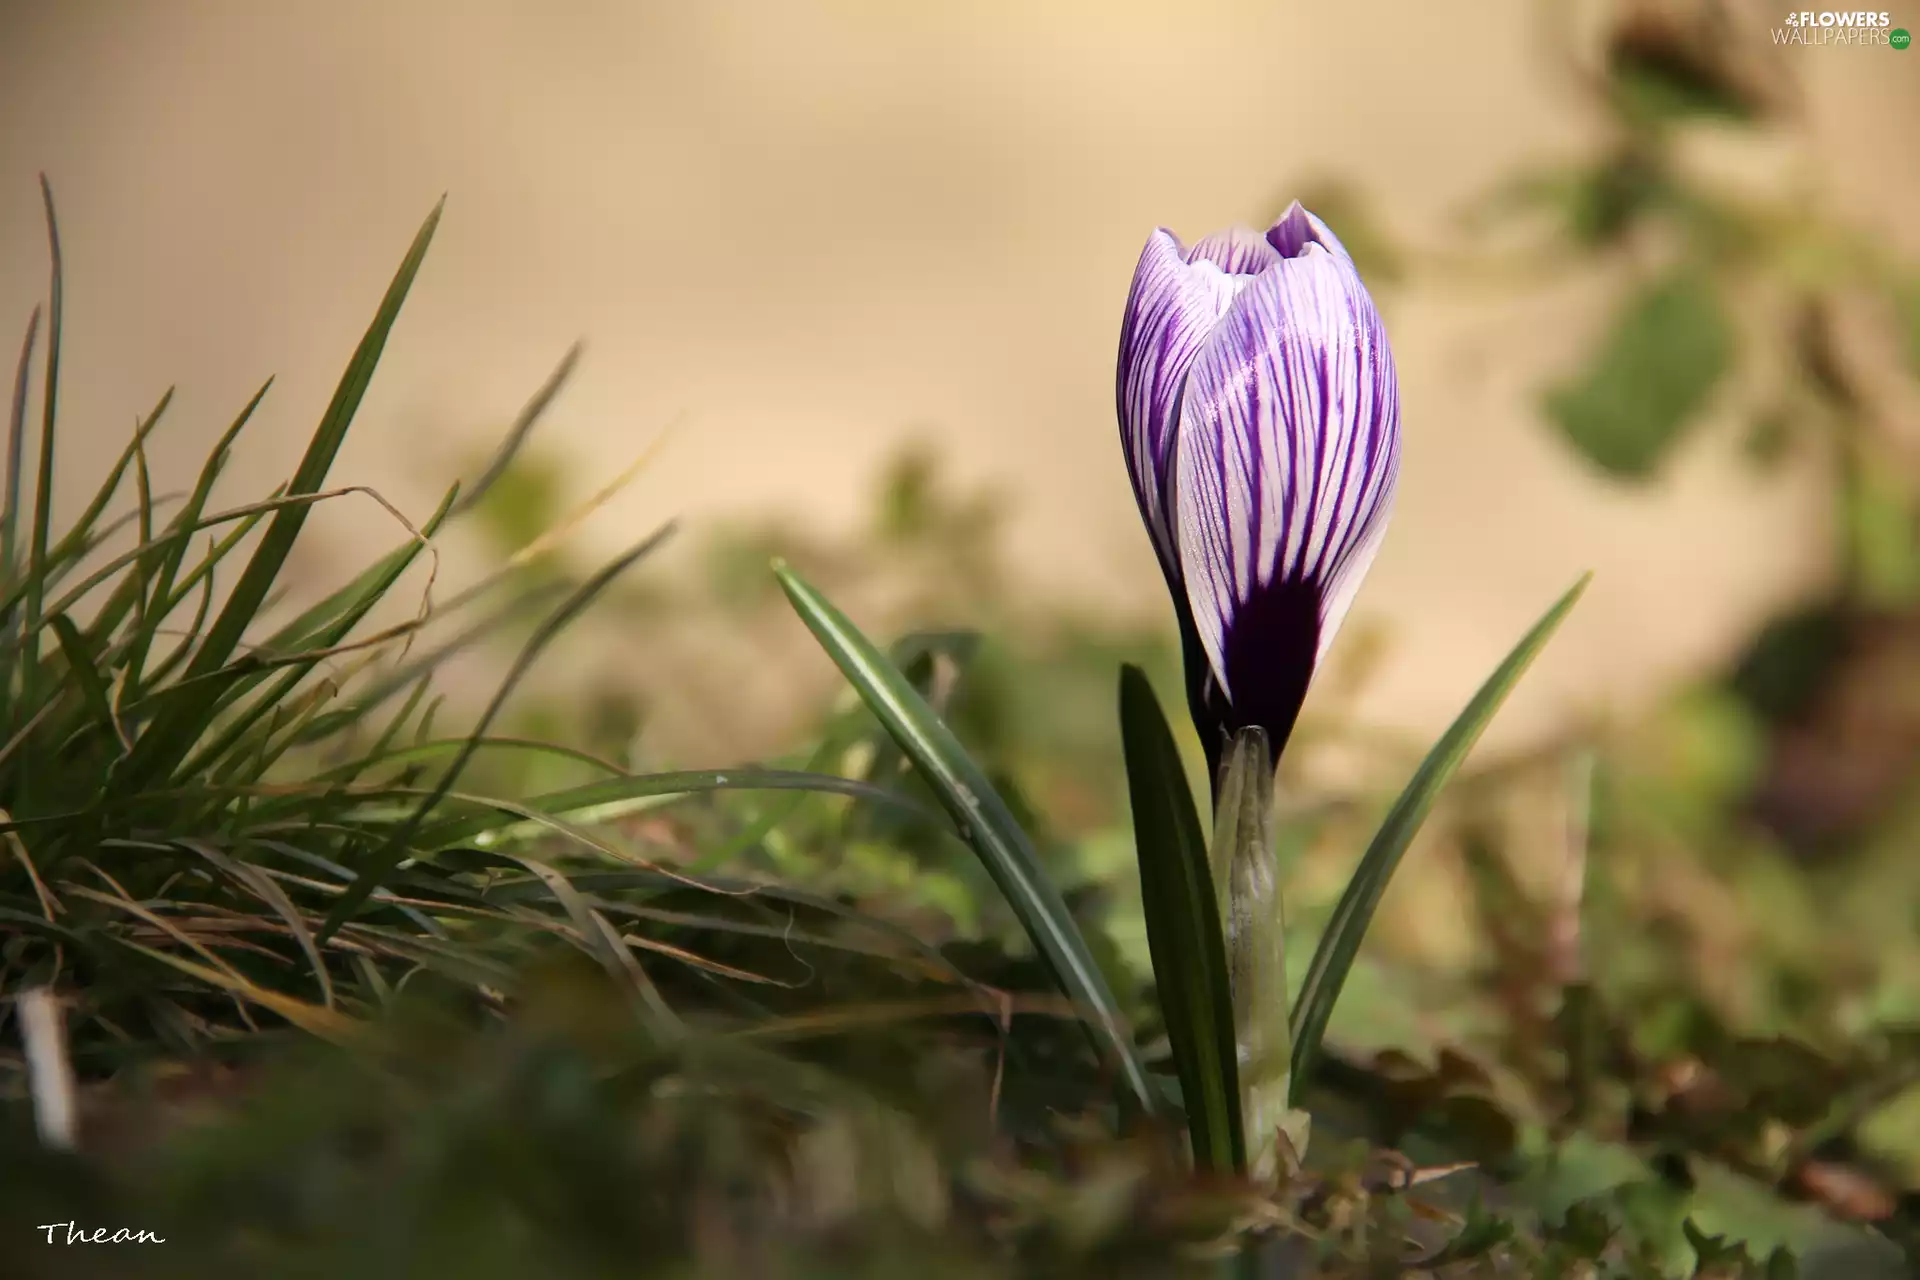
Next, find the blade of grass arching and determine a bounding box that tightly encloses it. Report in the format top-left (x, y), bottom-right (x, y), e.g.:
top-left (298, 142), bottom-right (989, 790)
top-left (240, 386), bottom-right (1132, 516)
top-left (2, 305), bottom-right (39, 583)
top-left (285, 577), bottom-right (575, 742)
top-left (124, 203), bottom-right (444, 789)
top-left (405, 766), bottom-right (952, 849)
top-left (316, 523), bottom-right (675, 942)
top-left (122, 379), bottom-right (273, 697)
top-left (1212, 727), bottom-right (1300, 1181)
top-left (175, 487), bottom-right (461, 784)
top-left (1288, 573), bottom-right (1590, 1104)
top-left (322, 736), bottom-right (627, 784)
top-left (187, 202), bottom-right (442, 681)
top-left (774, 561), bottom-right (1155, 1114)
top-left (21, 178), bottom-right (65, 712)
top-left (255, 483), bottom-right (457, 653)
top-left (686, 721), bottom-right (871, 874)
top-left (1119, 664), bottom-right (1242, 1172)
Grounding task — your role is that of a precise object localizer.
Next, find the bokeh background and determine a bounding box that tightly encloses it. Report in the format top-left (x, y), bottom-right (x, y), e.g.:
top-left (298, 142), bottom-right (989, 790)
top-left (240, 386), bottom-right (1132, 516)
top-left (4, 2), bottom-right (1920, 1269)
top-left (6, 0), bottom-right (1914, 765)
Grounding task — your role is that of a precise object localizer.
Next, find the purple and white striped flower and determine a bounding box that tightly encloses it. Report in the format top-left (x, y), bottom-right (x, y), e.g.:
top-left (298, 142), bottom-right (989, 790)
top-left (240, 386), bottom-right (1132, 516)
top-left (1116, 202), bottom-right (1401, 779)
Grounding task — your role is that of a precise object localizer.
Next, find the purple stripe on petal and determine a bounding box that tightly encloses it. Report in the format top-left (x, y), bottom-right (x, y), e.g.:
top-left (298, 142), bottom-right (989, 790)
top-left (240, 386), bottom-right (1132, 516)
top-left (1115, 229), bottom-right (1262, 585)
top-left (1187, 226), bottom-right (1283, 274)
top-left (1172, 242), bottom-right (1400, 746)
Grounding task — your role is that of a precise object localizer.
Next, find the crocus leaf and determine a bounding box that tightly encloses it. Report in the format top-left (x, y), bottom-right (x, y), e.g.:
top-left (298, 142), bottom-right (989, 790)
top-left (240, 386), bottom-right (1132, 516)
top-left (1545, 270), bottom-right (1732, 480)
top-left (1118, 664), bottom-right (1240, 1170)
top-left (1289, 573), bottom-right (1590, 1101)
top-left (776, 563), bottom-right (1155, 1114)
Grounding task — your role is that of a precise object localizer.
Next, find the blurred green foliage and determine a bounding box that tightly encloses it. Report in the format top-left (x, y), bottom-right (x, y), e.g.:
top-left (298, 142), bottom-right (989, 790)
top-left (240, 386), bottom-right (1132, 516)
top-left (1545, 270), bottom-right (1734, 479)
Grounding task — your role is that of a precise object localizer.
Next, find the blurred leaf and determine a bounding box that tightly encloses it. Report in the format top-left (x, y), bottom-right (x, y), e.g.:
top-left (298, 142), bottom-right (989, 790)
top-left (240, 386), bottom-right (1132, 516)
top-left (1571, 149), bottom-right (1667, 248)
top-left (1844, 461), bottom-right (1920, 609)
top-left (1728, 602), bottom-right (1850, 726)
top-left (470, 450), bottom-right (569, 555)
top-left (1606, 12), bottom-right (1765, 125)
top-left (774, 562), bottom-right (1155, 1113)
top-left (1894, 277), bottom-right (1920, 379)
top-left (1290, 574), bottom-right (1589, 1100)
top-left (1117, 665), bottom-right (1240, 1173)
top-left (1545, 270), bottom-right (1734, 480)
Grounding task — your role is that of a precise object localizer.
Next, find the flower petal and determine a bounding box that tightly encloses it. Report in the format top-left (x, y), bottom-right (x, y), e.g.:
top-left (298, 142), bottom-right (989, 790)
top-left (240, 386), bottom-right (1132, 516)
top-left (1116, 230), bottom-right (1263, 585)
top-left (1266, 200), bottom-right (1352, 264)
top-left (1173, 243), bottom-right (1400, 750)
top-left (1187, 226), bottom-right (1283, 274)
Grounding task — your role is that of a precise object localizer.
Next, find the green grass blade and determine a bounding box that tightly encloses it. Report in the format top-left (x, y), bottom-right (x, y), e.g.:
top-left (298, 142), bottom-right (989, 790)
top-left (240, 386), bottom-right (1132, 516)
top-left (48, 613), bottom-right (117, 747)
top-left (1118, 664), bottom-right (1241, 1170)
top-left (257, 483), bottom-right (457, 653)
top-left (122, 378), bottom-right (272, 698)
top-left (2, 304), bottom-right (39, 579)
top-left (411, 766), bottom-right (952, 850)
top-left (122, 202), bottom-right (442, 787)
top-left (185, 201), bottom-right (441, 681)
top-left (48, 392), bottom-right (176, 659)
top-left (176, 486), bottom-right (462, 784)
top-left (774, 560), bottom-right (1155, 1113)
top-left (1288, 573), bottom-right (1590, 1102)
top-left (44, 385), bottom-right (172, 574)
top-left (22, 176), bottom-right (66, 709)
top-left (315, 522), bottom-right (675, 942)
top-left (449, 343), bottom-right (582, 518)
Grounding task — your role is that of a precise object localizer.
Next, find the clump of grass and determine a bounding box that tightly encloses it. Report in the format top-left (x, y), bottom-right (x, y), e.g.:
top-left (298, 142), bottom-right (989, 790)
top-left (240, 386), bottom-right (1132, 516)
top-left (0, 180), bottom-right (799, 1077)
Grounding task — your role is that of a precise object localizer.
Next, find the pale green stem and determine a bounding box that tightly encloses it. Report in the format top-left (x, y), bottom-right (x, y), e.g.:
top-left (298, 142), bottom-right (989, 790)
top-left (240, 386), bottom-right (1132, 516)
top-left (1211, 727), bottom-right (1305, 1183)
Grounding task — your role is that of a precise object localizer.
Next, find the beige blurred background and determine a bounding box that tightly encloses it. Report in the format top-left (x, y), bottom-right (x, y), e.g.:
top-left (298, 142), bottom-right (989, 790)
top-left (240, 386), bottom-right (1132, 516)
top-left (1, 0), bottom-right (1916, 764)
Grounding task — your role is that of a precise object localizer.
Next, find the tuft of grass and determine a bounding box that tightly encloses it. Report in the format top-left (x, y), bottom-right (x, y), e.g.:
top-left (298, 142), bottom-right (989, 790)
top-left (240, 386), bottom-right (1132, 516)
top-left (0, 184), bottom-right (960, 1077)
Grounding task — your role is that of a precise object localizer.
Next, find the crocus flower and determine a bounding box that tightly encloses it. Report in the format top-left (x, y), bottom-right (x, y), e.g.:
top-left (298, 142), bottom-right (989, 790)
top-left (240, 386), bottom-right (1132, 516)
top-left (1117, 202), bottom-right (1400, 786)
